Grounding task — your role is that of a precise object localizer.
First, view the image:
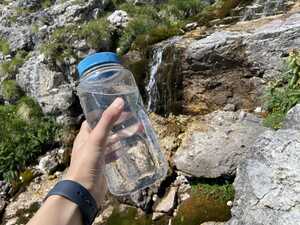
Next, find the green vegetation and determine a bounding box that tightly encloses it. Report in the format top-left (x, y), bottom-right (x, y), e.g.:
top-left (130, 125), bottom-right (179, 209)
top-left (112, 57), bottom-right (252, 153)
top-left (1, 80), bottom-right (24, 102)
top-left (0, 97), bottom-right (59, 183)
top-left (191, 182), bottom-right (235, 203)
top-left (41, 18), bottom-right (111, 63)
top-left (0, 51), bottom-right (28, 77)
top-left (0, 38), bottom-right (10, 55)
top-left (263, 50), bottom-right (300, 129)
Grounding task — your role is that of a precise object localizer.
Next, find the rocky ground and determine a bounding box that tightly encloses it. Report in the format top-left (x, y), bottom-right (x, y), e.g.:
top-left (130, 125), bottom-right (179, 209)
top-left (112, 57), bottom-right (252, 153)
top-left (0, 0), bottom-right (300, 225)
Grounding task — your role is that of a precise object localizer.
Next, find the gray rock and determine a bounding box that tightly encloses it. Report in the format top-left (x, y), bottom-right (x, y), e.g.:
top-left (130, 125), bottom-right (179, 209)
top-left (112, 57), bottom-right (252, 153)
top-left (201, 222), bottom-right (225, 225)
top-left (226, 129), bottom-right (300, 225)
top-left (174, 111), bottom-right (267, 178)
top-left (282, 104), bottom-right (300, 130)
top-left (37, 148), bottom-right (67, 175)
top-left (186, 12), bottom-right (300, 79)
top-left (107, 10), bottom-right (129, 28)
top-left (0, 25), bottom-right (33, 52)
top-left (153, 186), bottom-right (177, 214)
top-left (16, 52), bottom-right (75, 115)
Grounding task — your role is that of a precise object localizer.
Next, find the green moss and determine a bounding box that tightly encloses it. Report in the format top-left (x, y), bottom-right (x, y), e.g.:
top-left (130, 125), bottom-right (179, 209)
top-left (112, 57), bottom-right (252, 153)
top-left (1, 80), bottom-right (24, 102)
top-left (263, 50), bottom-right (300, 129)
top-left (0, 51), bottom-right (28, 77)
top-left (0, 97), bottom-right (60, 182)
top-left (0, 38), bottom-right (10, 55)
top-left (79, 17), bottom-right (112, 50)
top-left (191, 183), bottom-right (235, 203)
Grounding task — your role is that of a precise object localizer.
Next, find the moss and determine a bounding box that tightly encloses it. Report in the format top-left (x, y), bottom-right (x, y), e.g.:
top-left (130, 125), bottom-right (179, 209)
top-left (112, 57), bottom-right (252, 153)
top-left (0, 38), bottom-right (10, 55)
top-left (1, 80), bottom-right (24, 102)
top-left (0, 51), bottom-right (28, 77)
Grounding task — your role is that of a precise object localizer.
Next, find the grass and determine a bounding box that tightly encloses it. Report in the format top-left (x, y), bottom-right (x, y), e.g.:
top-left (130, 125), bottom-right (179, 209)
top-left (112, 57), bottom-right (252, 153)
top-left (263, 50), bottom-right (300, 129)
top-left (0, 97), bottom-right (60, 183)
top-left (1, 80), bottom-right (24, 102)
top-left (191, 182), bottom-right (235, 203)
top-left (0, 38), bottom-right (10, 55)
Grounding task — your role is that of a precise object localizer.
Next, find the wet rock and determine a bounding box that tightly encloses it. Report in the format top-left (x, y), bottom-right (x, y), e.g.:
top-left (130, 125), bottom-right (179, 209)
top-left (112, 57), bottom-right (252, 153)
top-left (226, 129), bottom-right (300, 225)
top-left (174, 111), bottom-right (267, 178)
top-left (107, 10), bottom-right (129, 28)
top-left (16, 52), bottom-right (75, 115)
top-left (282, 103), bottom-right (300, 130)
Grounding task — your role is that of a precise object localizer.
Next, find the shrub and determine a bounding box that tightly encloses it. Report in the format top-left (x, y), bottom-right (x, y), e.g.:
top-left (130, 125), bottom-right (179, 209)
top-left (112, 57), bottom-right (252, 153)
top-left (1, 80), bottom-right (24, 102)
top-left (0, 38), bottom-right (10, 55)
top-left (263, 50), bottom-right (300, 129)
top-left (0, 51), bottom-right (28, 77)
top-left (0, 97), bottom-right (59, 182)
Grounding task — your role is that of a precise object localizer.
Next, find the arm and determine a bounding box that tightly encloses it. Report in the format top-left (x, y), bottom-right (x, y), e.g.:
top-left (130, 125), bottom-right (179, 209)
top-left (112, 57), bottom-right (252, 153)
top-left (27, 98), bottom-right (124, 225)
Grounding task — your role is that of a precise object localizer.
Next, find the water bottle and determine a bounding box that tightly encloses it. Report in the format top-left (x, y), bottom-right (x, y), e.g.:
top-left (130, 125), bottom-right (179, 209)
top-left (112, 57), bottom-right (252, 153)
top-left (76, 52), bottom-right (168, 196)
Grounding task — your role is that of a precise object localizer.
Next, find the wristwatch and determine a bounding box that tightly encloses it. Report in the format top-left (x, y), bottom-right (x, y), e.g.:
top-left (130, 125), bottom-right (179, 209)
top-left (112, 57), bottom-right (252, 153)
top-left (45, 180), bottom-right (99, 225)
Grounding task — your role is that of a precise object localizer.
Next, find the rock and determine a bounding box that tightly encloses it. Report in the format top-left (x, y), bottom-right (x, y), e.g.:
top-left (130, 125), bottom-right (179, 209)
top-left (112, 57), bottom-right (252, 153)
top-left (224, 103), bottom-right (236, 111)
top-left (226, 129), bottom-right (300, 225)
top-left (2, 172), bottom-right (63, 224)
top-left (184, 22), bottom-right (198, 31)
top-left (126, 0), bottom-right (165, 5)
top-left (36, 148), bottom-right (68, 175)
top-left (0, 25), bottom-right (33, 52)
top-left (282, 104), bottom-right (300, 130)
top-left (201, 222), bottom-right (226, 225)
top-left (173, 174), bottom-right (191, 203)
top-left (16, 52), bottom-right (75, 115)
top-left (152, 212), bottom-right (165, 220)
top-left (93, 205), bottom-right (114, 224)
top-left (174, 111), bottom-right (267, 178)
top-left (0, 197), bottom-right (7, 216)
top-left (153, 186), bottom-right (177, 213)
top-left (107, 10), bottom-right (129, 28)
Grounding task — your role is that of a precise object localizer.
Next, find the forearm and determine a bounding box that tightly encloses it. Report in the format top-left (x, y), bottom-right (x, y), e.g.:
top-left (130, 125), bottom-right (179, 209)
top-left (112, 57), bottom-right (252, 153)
top-left (27, 195), bottom-right (82, 225)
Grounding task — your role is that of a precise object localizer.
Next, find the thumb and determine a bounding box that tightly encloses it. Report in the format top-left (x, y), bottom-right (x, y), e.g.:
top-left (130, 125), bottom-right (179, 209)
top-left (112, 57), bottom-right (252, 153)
top-left (89, 97), bottom-right (124, 146)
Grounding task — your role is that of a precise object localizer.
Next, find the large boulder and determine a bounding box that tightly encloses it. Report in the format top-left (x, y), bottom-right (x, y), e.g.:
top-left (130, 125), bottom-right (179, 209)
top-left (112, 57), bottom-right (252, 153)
top-left (226, 129), bottom-right (300, 225)
top-left (174, 111), bottom-right (267, 178)
top-left (16, 52), bottom-right (75, 115)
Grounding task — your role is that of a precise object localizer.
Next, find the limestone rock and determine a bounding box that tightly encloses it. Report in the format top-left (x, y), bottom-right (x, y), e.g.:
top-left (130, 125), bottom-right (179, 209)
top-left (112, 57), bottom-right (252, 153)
top-left (226, 129), bottom-right (300, 225)
top-left (174, 111), bottom-right (267, 178)
top-left (36, 148), bottom-right (68, 175)
top-left (16, 52), bottom-right (75, 115)
top-left (2, 173), bottom-right (63, 224)
top-left (282, 104), bottom-right (300, 130)
top-left (107, 10), bottom-right (129, 28)
top-left (154, 186), bottom-right (177, 213)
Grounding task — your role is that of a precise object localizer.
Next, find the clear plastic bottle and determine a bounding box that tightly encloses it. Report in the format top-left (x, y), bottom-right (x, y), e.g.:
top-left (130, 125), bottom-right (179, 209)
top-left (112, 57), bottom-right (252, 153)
top-left (77, 52), bottom-right (168, 196)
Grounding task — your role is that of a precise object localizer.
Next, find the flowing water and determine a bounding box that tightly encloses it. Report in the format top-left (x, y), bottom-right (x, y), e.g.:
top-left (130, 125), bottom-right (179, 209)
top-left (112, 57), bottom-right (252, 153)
top-left (146, 37), bottom-right (181, 113)
top-left (242, 0), bottom-right (292, 21)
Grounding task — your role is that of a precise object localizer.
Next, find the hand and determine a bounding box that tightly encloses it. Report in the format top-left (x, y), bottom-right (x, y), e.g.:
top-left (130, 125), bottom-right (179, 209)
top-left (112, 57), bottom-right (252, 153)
top-left (65, 98), bottom-right (124, 208)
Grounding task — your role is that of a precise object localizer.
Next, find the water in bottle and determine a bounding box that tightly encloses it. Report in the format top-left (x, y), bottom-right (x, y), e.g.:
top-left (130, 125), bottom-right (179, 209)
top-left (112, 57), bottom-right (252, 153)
top-left (77, 52), bottom-right (168, 196)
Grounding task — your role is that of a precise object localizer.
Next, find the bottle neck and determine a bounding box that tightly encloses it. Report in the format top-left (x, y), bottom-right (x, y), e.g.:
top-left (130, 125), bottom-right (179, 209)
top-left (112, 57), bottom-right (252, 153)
top-left (80, 63), bottom-right (123, 80)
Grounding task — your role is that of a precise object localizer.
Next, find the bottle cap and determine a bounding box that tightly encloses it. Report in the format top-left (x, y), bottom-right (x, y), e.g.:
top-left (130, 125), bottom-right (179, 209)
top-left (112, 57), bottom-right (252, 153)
top-left (77, 52), bottom-right (121, 77)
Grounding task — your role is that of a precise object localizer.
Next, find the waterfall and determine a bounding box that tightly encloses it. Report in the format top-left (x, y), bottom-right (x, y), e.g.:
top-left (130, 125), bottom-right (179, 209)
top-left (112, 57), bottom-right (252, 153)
top-left (146, 37), bottom-right (180, 113)
top-left (242, 0), bottom-right (292, 21)
top-left (146, 45), bottom-right (165, 112)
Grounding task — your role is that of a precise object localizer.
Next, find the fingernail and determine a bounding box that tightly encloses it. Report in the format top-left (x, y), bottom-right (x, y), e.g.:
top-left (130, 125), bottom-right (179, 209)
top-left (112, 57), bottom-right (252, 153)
top-left (112, 97), bottom-right (124, 110)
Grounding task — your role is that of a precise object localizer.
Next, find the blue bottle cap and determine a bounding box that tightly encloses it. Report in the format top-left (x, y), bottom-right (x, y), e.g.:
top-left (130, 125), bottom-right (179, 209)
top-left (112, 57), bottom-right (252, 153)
top-left (77, 52), bottom-right (121, 77)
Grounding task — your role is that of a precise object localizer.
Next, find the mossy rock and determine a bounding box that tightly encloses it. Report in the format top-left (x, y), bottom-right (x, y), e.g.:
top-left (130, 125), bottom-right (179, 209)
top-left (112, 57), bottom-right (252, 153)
top-left (16, 96), bottom-right (43, 121)
top-left (1, 80), bottom-right (24, 102)
top-left (0, 51), bottom-right (28, 78)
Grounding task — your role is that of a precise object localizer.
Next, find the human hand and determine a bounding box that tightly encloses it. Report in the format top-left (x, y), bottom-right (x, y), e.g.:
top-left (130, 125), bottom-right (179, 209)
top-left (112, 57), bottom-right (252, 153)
top-left (65, 98), bottom-right (124, 208)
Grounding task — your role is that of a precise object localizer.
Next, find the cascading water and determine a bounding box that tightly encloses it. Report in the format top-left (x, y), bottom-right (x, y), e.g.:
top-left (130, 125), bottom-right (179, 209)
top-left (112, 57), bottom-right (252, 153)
top-left (146, 37), bottom-right (181, 113)
top-left (242, 0), bottom-right (293, 21)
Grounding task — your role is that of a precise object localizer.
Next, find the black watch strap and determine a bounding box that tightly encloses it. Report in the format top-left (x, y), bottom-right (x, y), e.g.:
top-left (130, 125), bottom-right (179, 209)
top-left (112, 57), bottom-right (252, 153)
top-left (45, 180), bottom-right (99, 225)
